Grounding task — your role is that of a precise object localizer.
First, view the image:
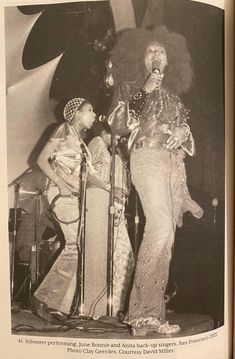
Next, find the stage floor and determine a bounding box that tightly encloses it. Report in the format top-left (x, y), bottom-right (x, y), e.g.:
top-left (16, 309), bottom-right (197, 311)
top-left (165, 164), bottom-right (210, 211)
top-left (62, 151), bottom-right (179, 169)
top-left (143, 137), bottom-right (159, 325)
top-left (12, 309), bottom-right (214, 339)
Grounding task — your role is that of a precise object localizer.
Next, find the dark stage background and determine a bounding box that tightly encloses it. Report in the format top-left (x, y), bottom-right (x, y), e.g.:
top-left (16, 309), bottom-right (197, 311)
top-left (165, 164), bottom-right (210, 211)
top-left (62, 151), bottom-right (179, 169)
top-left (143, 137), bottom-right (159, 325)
top-left (10, 0), bottom-right (224, 327)
top-left (21, 0), bottom-right (224, 205)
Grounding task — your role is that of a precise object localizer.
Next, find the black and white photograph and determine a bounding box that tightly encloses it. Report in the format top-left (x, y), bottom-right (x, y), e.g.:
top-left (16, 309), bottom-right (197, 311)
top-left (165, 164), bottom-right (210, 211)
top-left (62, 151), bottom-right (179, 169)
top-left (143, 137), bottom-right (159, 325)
top-left (1, 0), bottom-right (232, 357)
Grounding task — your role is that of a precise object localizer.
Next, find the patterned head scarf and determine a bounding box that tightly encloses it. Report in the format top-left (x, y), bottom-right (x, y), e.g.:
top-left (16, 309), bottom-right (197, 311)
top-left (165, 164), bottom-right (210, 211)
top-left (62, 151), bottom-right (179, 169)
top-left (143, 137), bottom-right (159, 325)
top-left (63, 97), bottom-right (86, 123)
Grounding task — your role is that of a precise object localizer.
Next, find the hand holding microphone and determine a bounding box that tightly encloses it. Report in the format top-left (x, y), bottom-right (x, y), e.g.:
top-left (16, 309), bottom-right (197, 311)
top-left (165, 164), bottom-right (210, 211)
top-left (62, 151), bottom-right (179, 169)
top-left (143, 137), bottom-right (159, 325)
top-left (143, 60), bottom-right (164, 93)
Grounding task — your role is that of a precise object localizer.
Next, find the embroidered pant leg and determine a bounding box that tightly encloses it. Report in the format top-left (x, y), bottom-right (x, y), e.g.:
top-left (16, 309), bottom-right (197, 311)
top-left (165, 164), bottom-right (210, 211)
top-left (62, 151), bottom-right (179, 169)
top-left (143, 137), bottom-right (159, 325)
top-left (112, 217), bottom-right (135, 316)
top-left (125, 148), bottom-right (175, 325)
top-left (34, 186), bottom-right (79, 314)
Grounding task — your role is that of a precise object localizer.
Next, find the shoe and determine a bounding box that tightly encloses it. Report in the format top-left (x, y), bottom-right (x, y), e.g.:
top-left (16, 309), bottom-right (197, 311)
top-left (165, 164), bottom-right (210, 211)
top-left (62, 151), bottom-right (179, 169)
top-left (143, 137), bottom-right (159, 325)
top-left (49, 310), bottom-right (68, 322)
top-left (154, 321), bottom-right (181, 334)
top-left (31, 296), bottom-right (54, 323)
top-left (130, 321), bottom-right (181, 336)
top-left (125, 317), bottom-right (161, 336)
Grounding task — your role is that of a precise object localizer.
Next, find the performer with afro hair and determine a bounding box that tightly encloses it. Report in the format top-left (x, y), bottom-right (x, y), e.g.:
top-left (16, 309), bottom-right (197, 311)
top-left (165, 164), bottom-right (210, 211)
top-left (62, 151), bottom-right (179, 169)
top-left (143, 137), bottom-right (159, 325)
top-left (107, 26), bottom-right (203, 335)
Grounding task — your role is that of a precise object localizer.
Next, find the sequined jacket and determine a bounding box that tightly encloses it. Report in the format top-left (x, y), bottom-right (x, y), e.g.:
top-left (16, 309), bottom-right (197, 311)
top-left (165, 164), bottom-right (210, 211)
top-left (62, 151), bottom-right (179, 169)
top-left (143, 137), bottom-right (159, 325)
top-left (108, 80), bottom-right (195, 156)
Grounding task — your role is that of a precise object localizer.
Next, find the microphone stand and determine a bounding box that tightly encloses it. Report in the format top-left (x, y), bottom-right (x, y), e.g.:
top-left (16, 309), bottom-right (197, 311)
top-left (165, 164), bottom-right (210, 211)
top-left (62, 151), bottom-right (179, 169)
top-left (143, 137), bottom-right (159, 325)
top-left (29, 194), bottom-right (40, 295)
top-left (78, 155), bottom-right (88, 316)
top-left (107, 131), bottom-right (116, 317)
top-left (8, 166), bottom-right (34, 302)
top-left (70, 151), bottom-right (88, 317)
top-left (133, 191), bottom-right (140, 260)
top-left (8, 166), bottom-right (34, 189)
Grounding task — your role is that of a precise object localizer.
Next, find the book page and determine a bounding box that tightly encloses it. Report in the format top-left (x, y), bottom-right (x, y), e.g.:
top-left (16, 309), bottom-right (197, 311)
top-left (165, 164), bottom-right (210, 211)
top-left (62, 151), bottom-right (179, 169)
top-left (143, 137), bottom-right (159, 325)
top-left (0, 0), bottom-right (232, 358)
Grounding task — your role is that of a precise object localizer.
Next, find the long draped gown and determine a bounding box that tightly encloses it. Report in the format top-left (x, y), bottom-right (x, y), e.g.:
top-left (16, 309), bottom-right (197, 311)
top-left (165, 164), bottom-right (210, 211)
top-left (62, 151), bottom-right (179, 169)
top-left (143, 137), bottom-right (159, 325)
top-left (84, 136), bottom-right (134, 318)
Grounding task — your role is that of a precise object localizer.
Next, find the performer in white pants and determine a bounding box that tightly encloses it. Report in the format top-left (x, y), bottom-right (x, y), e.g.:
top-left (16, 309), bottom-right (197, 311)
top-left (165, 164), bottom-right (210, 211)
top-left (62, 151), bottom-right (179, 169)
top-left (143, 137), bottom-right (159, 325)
top-left (32, 97), bottom-right (96, 321)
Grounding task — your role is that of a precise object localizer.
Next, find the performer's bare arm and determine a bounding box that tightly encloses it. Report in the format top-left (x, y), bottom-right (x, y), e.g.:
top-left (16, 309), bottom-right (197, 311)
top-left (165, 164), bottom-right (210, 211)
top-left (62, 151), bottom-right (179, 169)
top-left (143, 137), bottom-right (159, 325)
top-left (37, 140), bottom-right (72, 196)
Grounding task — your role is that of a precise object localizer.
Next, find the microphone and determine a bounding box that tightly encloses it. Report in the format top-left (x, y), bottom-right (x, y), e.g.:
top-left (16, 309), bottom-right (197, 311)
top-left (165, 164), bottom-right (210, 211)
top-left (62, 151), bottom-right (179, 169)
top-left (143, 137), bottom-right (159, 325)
top-left (152, 60), bottom-right (161, 74)
top-left (145, 60), bottom-right (160, 82)
top-left (98, 115), bottom-right (106, 122)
